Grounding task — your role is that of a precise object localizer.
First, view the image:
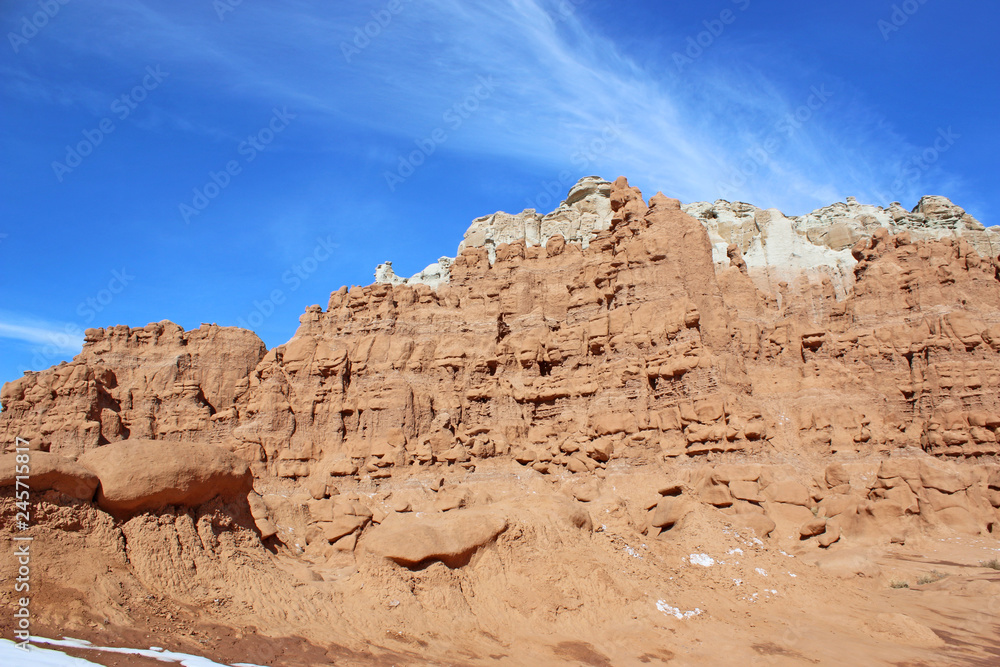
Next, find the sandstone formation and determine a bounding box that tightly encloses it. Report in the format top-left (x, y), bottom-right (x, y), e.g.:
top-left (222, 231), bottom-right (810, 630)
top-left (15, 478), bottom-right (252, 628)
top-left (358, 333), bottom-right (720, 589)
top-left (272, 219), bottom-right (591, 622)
top-left (0, 450), bottom-right (98, 500)
top-left (0, 322), bottom-right (266, 458)
top-left (363, 507), bottom-right (508, 567)
top-left (374, 175), bottom-right (613, 286)
top-left (1, 176), bottom-right (999, 665)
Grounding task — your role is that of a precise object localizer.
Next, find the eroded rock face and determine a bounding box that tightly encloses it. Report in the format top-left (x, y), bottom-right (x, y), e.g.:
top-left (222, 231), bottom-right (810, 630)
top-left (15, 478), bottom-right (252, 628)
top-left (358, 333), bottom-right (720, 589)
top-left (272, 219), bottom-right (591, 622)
top-left (374, 257), bottom-right (453, 289)
top-left (2, 177), bottom-right (998, 481)
top-left (247, 177), bottom-right (745, 480)
top-left (374, 176), bottom-right (614, 287)
top-left (458, 176), bottom-right (613, 258)
top-left (0, 322), bottom-right (266, 457)
top-left (0, 176), bottom-right (998, 665)
top-left (684, 194), bottom-right (998, 298)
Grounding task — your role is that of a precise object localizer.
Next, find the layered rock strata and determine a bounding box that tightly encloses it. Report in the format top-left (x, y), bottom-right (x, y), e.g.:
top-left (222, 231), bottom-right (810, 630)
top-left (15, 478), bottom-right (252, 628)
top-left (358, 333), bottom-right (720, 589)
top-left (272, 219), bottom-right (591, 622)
top-left (1, 176), bottom-right (999, 664)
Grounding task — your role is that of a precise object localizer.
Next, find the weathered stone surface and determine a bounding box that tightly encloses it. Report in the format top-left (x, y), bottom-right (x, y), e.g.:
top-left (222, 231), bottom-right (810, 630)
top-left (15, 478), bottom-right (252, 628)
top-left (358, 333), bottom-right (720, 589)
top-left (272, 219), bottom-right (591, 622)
top-left (729, 480), bottom-right (763, 503)
top-left (765, 481), bottom-right (812, 507)
top-left (0, 175), bottom-right (999, 665)
top-left (818, 525), bottom-right (842, 548)
top-left (1, 177), bottom-right (998, 554)
top-left (78, 440), bottom-right (253, 515)
top-left (739, 513), bottom-right (776, 539)
top-left (363, 507), bottom-right (508, 567)
top-left (0, 451), bottom-right (99, 500)
top-left (5, 179), bottom-right (1000, 481)
top-left (684, 194), bottom-right (999, 297)
top-left (651, 497), bottom-right (689, 528)
top-left (0, 323), bottom-right (266, 458)
top-left (799, 518), bottom-right (827, 538)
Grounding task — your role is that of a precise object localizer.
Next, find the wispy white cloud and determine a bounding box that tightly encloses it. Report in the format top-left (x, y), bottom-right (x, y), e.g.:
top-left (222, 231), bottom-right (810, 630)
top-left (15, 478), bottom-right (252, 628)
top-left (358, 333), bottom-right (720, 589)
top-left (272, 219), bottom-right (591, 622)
top-left (0, 314), bottom-right (83, 354)
top-left (29, 0), bottom-right (967, 215)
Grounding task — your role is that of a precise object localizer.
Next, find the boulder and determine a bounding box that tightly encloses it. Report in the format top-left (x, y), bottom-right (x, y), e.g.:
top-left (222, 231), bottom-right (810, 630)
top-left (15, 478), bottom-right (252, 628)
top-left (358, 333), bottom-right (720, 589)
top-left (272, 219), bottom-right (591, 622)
top-left (651, 497), bottom-right (689, 529)
top-left (919, 463), bottom-right (968, 494)
top-left (799, 518), bottom-right (827, 538)
top-left (0, 451), bottom-right (99, 500)
top-left (824, 463), bottom-right (851, 488)
top-left (738, 513), bottom-right (776, 539)
top-left (363, 507), bottom-right (508, 567)
top-left (255, 518), bottom-right (279, 539)
top-left (819, 494), bottom-right (860, 518)
top-left (698, 482), bottom-right (733, 507)
top-left (78, 439), bottom-right (253, 515)
top-left (764, 480), bottom-right (812, 507)
top-left (818, 525), bottom-right (841, 548)
top-left (729, 480), bottom-right (763, 503)
top-left (320, 515), bottom-right (369, 543)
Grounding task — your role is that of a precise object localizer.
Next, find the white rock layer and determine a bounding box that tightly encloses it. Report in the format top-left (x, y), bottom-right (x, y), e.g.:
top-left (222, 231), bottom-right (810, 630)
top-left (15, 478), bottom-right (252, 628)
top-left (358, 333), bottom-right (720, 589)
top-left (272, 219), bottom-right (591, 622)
top-left (375, 176), bottom-right (997, 298)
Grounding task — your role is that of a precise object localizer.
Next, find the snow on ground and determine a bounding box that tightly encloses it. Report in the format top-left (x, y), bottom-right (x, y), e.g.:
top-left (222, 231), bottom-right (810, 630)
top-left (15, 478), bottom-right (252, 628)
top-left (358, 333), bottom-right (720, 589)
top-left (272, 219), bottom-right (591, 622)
top-left (689, 553), bottom-right (715, 567)
top-left (1, 639), bottom-right (104, 666)
top-left (0, 637), bottom-right (267, 667)
top-left (656, 600), bottom-right (703, 620)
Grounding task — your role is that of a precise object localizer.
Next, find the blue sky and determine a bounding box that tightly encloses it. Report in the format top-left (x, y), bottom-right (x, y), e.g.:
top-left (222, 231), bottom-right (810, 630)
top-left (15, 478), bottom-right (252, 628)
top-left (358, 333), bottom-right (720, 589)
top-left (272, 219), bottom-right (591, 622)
top-left (1, 0), bottom-right (997, 386)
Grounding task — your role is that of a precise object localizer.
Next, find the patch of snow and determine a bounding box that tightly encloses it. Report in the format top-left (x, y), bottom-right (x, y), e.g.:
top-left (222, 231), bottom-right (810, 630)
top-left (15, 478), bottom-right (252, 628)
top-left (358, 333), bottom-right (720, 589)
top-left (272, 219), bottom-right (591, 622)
top-left (755, 568), bottom-right (768, 577)
top-left (624, 545), bottom-right (642, 558)
top-left (656, 600), bottom-right (703, 620)
top-left (689, 553), bottom-right (715, 567)
top-left (787, 572), bottom-right (797, 578)
top-left (1, 639), bottom-right (104, 666)
top-left (733, 579), bottom-right (743, 586)
top-left (727, 548), bottom-right (743, 555)
top-left (7, 637), bottom-right (267, 667)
